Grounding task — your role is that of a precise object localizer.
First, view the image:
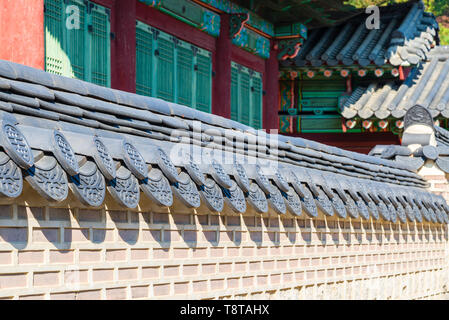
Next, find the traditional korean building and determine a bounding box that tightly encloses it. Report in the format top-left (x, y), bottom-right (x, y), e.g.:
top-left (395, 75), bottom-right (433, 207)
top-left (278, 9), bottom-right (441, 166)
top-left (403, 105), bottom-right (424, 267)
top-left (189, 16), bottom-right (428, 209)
top-left (1, 0), bottom-right (309, 133)
top-left (3, 0), bottom-right (436, 154)
top-left (279, 1), bottom-right (440, 153)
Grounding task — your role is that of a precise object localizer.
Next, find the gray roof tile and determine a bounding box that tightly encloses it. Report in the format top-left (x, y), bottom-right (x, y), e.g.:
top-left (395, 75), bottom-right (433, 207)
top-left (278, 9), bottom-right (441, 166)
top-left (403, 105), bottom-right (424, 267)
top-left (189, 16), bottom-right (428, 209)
top-left (341, 46), bottom-right (449, 119)
top-left (282, 1), bottom-right (437, 68)
top-left (0, 59), bottom-right (441, 223)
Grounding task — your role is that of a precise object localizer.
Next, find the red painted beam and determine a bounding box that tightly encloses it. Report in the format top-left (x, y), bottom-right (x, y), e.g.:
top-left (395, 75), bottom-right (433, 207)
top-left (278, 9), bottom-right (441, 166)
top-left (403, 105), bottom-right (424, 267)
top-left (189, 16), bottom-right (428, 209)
top-left (212, 14), bottom-right (232, 118)
top-left (0, 0), bottom-right (45, 69)
top-left (136, 1), bottom-right (216, 52)
top-left (91, 0), bottom-right (115, 8)
top-left (263, 40), bottom-right (279, 132)
top-left (231, 45), bottom-right (265, 74)
top-left (290, 132), bottom-right (401, 154)
top-left (111, 0), bottom-right (136, 93)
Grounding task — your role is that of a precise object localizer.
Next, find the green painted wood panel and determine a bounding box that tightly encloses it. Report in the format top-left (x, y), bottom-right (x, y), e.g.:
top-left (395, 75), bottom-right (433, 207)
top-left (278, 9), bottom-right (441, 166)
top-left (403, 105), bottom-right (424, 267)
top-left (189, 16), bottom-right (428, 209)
top-left (136, 22), bottom-right (153, 96)
top-left (136, 21), bottom-right (212, 113)
top-left (301, 83), bottom-right (346, 112)
top-left (300, 79), bottom-right (346, 113)
top-left (44, 0), bottom-right (110, 86)
top-left (66, 0), bottom-right (86, 80)
top-left (251, 76), bottom-right (262, 129)
top-left (230, 62), bottom-right (263, 129)
top-left (231, 65), bottom-right (239, 122)
top-left (240, 72), bottom-right (251, 126)
top-left (44, 0), bottom-right (65, 75)
top-left (156, 32), bottom-right (175, 102)
top-left (300, 115), bottom-right (343, 133)
top-left (89, 3), bottom-right (111, 87)
top-left (177, 42), bottom-right (194, 107)
top-left (195, 50), bottom-right (212, 113)
top-left (162, 0), bottom-right (203, 25)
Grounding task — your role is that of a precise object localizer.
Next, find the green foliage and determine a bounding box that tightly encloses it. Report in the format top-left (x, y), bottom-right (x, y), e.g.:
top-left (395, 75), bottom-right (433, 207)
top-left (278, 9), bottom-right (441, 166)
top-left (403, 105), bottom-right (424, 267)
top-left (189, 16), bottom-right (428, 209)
top-left (344, 0), bottom-right (407, 8)
top-left (345, 0), bottom-right (449, 45)
top-left (345, 0), bottom-right (448, 13)
top-left (440, 26), bottom-right (449, 45)
top-left (423, 0), bottom-right (449, 16)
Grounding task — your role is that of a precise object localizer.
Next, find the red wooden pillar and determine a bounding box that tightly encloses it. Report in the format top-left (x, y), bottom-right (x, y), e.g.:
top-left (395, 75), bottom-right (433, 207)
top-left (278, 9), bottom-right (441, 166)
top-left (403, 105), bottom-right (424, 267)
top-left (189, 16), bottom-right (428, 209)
top-left (263, 41), bottom-right (279, 132)
top-left (212, 13), bottom-right (232, 119)
top-left (0, 0), bottom-right (45, 69)
top-left (112, 0), bottom-right (136, 92)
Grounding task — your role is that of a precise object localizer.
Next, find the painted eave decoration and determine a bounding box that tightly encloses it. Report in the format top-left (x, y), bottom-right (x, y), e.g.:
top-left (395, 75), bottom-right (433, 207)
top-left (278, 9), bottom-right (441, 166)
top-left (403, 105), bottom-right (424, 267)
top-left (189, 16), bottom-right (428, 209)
top-left (138, 0), bottom-right (221, 37)
top-left (230, 0), bottom-right (362, 29)
top-left (139, 0), bottom-right (309, 60)
top-left (230, 13), bottom-right (272, 59)
top-left (196, 0), bottom-right (275, 36)
top-left (0, 59), bottom-right (446, 224)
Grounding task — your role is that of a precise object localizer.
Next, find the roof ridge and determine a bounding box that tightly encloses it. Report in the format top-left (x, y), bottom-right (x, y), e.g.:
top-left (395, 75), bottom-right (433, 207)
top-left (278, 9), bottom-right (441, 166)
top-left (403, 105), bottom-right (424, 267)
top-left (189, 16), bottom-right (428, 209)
top-left (0, 59), bottom-right (423, 178)
top-left (0, 61), bottom-right (444, 224)
top-left (283, 0), bottom-right (437, 68)
top-left (341, 45), bottom-right (449, 121)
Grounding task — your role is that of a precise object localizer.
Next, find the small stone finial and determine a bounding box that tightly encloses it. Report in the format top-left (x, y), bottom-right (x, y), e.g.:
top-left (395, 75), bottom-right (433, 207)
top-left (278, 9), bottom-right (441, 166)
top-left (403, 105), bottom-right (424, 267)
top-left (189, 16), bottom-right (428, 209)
top-left (402, 105), bottom-right (436, 147)
top-left (403, 104), bottom-right (434, 131)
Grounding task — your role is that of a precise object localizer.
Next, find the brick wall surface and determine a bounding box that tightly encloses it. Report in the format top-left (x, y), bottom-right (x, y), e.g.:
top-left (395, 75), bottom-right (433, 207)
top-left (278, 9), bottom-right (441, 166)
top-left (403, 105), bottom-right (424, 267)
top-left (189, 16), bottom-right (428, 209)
top-left (0, 162), bottom-right (447, 300)
top-left (0, 200), bottom-right (447, 300)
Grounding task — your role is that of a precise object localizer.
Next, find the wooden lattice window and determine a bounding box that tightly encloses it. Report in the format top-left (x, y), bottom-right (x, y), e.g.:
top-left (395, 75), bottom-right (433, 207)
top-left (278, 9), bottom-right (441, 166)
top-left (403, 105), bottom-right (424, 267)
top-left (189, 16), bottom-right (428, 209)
top-left (44, 0), bottom-right (111, 87)
top-left (136, 21), bottom-right (212, 113)
top-left (231, 62), bottom-right (263, 129)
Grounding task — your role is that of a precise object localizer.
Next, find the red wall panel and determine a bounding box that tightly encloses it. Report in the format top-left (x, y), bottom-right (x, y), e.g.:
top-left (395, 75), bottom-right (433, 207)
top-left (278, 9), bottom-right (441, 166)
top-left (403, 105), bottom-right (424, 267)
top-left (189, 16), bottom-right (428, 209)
top-left (293, 132), bottom-right (401, 154)
top-left (231, 45), bottom-right (265, 74)
top-left (111, 0), bottom-right (136, 92)
top-left (0, 0), bottom-right (278, 132)
top-left (263, 41), bottom-right (279, 131)
top-left (136, 1), bottom-right (216, 53)
top-left (213, 14), bottom-right (232, 118)
top-left (0, 0), bottom-right (45, 69)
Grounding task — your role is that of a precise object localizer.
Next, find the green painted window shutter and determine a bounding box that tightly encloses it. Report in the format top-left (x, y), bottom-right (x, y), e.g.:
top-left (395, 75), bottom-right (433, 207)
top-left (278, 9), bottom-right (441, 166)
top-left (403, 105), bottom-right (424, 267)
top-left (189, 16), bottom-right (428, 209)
top-left (230, 62), bottom-right (263, 129)
top-left (66, 0), bottom-right (86, 80)
top-left (240, 72), bottom-right (251, 126)
top-left (44, 0), bottom-right (111, 86)
top-left (230, 65), bottom-right (239, 121)
top-left (195, 48), bottom-right (212, 113)
top-left (177, 42), bottom-right (194, 107)
top-left (44, 0), bottom-right (65, 75)
top-left (156, 31), bottom-right (175, 102)
top-left (89, 3), bottom-right (111, 87)
top-left (136, 21), bottom-right (212, 113)
top-left (251, 75), bottom-right (263, 129)
top-left (136, 22), bottom-right (153, 96)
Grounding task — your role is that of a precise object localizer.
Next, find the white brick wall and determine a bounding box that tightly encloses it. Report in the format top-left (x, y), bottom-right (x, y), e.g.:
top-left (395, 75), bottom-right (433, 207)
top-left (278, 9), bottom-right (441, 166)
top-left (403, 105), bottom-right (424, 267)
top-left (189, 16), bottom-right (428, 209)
top-left (0, 199), bottom-right (447, 300)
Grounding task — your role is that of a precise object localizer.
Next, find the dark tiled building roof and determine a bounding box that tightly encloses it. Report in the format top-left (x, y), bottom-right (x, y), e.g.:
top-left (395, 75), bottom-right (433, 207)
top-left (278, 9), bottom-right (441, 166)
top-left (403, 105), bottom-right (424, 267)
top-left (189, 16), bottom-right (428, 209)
top-left (281, 1), bottom-right (438, 68)
top-left (341, 46), bottom-right (449, 119)
top-left (435, 124), bottom-right (449, 147)
top-left (0, 59), bottom-right (445, 224)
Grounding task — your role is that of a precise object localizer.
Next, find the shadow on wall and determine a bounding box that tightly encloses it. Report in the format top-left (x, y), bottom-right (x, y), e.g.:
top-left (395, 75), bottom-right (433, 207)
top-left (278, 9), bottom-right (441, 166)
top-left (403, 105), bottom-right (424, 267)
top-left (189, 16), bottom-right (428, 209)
top-left (45, 26), bottom-right (77, 79)
top-left (0, 204), bottom-right (28, 250)
top-left (108, 209), bottom-right (139, 245)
